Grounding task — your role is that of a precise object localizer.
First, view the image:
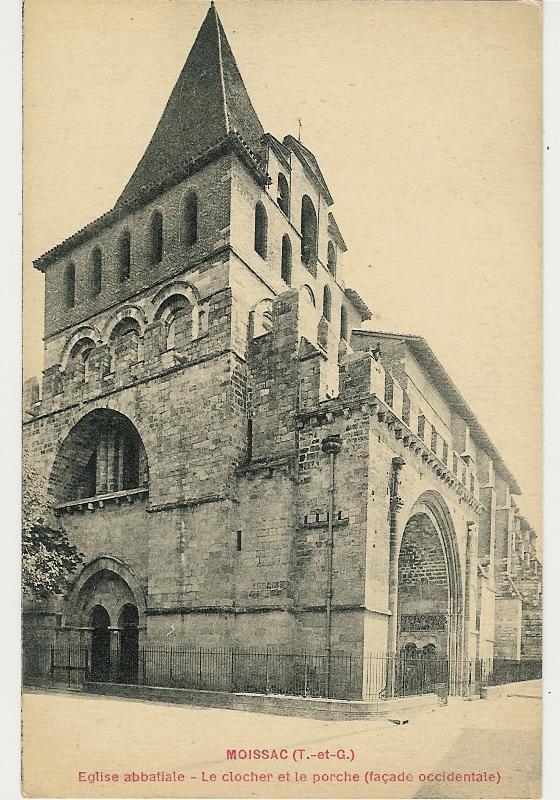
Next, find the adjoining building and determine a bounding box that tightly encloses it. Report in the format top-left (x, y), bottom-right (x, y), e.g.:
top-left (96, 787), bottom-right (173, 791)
top-left (23, 3), bottom-right (541, 698)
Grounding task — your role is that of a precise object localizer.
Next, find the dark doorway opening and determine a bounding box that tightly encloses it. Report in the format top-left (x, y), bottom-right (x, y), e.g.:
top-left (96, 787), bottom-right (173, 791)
top-left (118, 604), bottom-right (139, 683)
top-left (90, 605), bottom-right (111, 681)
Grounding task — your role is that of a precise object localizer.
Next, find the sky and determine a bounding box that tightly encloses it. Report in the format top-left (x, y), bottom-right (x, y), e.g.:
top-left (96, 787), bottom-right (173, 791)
top-left (23, 0), bottom-right (541, 532)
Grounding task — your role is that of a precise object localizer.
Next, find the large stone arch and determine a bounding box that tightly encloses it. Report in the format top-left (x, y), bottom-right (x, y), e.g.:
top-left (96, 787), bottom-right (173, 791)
top-left (65, 555), bottom-right (147, 628)
top-left (48, 407), bottom-right (150, 505)
top-left (396, 490), bottom-right (464, 679)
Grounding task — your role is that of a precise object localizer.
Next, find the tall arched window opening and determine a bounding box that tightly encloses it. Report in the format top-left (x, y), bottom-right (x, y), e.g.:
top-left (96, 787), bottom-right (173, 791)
top-left (184, 193), bottom-right (198, 248)
top-left (119, 230), bottom-right (131, 282)
top-left (64, 262), bottom-right (76, 309)
top-left (301, 195), bottom-right (317, 266)
top-left (155, 294), bottom-right (193, 350)
top-left (91, 248), bottom-right (102, 296)
top-left (149, 211), bottom-right (163, 265)
top-left (277, 173), bottom-right (290, 216)
top-left (254, 202), bottom-right (268, 259)
top-left (322, 285), bottom-right (332, 322)
top-left (327, 240), bottom-right (337, 276)
top-left (340, 305), bottom-right (348, 341)
top-left (281, 235), bottom-right (292, 285)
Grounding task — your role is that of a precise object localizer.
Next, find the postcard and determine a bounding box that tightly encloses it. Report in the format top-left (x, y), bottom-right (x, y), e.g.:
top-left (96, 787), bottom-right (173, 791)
top-left (22, 1), bottom-right (542, 797)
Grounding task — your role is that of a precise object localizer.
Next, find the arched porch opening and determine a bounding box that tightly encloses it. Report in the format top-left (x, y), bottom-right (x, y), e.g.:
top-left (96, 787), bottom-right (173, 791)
top-left (392, 492), bottom-right (464, 694)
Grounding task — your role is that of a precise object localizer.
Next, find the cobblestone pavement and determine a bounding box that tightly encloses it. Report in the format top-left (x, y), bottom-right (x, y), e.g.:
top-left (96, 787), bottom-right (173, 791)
top-left (22, 683), bottom-right (541, 799)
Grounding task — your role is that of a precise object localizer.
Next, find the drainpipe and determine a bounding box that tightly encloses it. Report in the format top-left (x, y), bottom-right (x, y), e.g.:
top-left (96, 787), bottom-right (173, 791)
top-left (321, 434), bottom-right (342, 698)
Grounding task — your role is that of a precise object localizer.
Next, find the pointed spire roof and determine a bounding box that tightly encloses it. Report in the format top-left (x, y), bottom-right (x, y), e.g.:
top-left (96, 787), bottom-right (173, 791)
top-left (116, 2), bottom-right (264, 207)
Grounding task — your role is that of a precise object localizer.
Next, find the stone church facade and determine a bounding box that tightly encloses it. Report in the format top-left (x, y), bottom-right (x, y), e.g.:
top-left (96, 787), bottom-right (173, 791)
top-left (23, 4), bottom-right (541, 695)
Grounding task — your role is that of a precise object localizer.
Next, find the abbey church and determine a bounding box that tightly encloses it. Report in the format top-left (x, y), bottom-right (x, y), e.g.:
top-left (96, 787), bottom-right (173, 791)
top-left (23, 3), bottom-right (541, 697)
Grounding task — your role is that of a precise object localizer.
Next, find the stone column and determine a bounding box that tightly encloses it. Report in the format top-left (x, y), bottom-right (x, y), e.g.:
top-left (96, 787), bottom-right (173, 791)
top-left (463, 521), bottom-right (478, 664)
top-left (386, 457), bottom-right (406, 656)
top-left (106, 427), bottom-right (117, 492)
top-left (95, 430), bottom-right (108, 494)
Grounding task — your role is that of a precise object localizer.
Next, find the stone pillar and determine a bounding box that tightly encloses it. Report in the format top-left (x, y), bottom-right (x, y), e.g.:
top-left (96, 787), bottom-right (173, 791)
top-left (463, 521), bottom-right (478, 663)
top-left (386, 457), bottom-right (406, 656)
top-left (106, 427), bottom-right (117, 492)
top-left (298, 341), bottom-right (326, 411)
top-left (96, 431), bottom-right (108, 494)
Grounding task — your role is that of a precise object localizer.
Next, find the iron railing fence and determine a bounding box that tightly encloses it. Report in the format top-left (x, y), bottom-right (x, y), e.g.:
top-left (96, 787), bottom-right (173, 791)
top-left (22, 643), bottom-right (542, 701)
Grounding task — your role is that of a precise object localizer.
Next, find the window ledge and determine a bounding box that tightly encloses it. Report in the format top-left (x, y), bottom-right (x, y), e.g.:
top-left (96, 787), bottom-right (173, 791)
top-left (54, 486), bottom-right (148, 515)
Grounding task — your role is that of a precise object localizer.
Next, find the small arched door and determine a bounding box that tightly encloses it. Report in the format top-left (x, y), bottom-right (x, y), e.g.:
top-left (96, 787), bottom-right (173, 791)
top-left (118, 604), bottom-right (139, 683)
top-left (90, 605), bottom-right (111, 681)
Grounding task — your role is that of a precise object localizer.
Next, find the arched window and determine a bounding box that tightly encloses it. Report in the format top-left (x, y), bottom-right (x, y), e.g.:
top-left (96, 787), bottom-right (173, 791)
top-left (302, 284), bottom-right (316, 307)
top-left (184, 192), bottom-right (198, 248)
top-left (64, 262), bottom-right (76, 309)
top-left (155, 294), bottom-right (193, 350)
top-left (322, 285), bottom-right (332, 322)
top-left (119, 230), bottom-right (131, 282)
top-left (340, 305), bottom-right (348, 341)
top-left (301, 195), bottom-right (317, 266)
top-left (149, 210), bottom-right (163, 265)
top-left (91, 247), bottom-right (102, 296)
top-left (327, 240), bottom-right (337, 276)
top-left (67, 337), bottom-right (95, 382)
top-left (281, 235), bottom-right (292, 285)
top-left (109, 317), bottom-right (141, 343)
top-left (277, 173), bottom-right (290, 216)
top-left (254, 202), bottom-right (268, 258)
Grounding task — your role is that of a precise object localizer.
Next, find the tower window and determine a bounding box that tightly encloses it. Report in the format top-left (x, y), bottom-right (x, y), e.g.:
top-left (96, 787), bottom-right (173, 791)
top-left (64, 262), bottom-right (76, 309)
top-left (149, 210), bottom-right (163, 265)
top-left (254, 201), bottom-right (268, 259)
top-left (431, 426), bottom-right (438, 453)
top-left (384, 372), bottom-right (394, 407)
top-left (340, 305), bottom-right (348, 341)
top-left (301, 195), bottom-right (317, 266)
top-left (118, 230), bottom-right (131, 282)
top-left (327, 240), bottom-right (337, 276)
top-left (418, 413), bottom-right (425, 440)
top-left (91, 247), bottom-right (102, 296)
top-left (277, 173), bottom-right (290, 216)
top-left (184, 192), bottom-right (198, 248)
top-left (402, 391), bottom-right (410, 425)
top-left (322, 285), bottom-right (332, 322)
top-left (281, 234), bottom-right (292, 285)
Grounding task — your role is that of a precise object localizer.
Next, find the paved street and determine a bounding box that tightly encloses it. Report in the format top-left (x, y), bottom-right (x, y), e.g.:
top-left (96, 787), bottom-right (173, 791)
top-left (22, 683), bottom-right (541, 799)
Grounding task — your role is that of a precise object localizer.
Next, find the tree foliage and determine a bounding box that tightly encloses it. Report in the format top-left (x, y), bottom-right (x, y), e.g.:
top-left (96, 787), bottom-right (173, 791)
top-left (22, 449), bottom-right (83, 598)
